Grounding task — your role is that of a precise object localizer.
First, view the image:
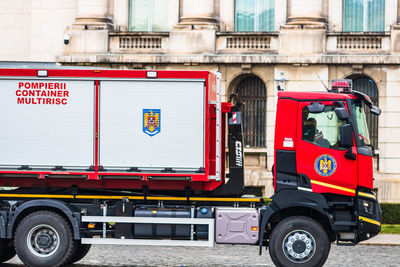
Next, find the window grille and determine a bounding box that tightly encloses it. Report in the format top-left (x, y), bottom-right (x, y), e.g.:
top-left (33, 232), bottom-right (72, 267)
top-left (235, 76), bottom-right (266, 147)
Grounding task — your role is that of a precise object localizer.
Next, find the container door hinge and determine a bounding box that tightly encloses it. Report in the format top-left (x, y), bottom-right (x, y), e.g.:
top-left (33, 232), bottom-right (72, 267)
top-left (52, 166), bottom-right (66, 171)
top-left (162, 168), bottom-right (175, 173)
top-left (18, 165), bottom-right (32, 170)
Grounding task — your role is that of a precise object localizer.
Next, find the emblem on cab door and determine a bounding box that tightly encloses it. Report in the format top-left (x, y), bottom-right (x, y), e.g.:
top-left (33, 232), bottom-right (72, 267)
top-left (314, 154), bottom-right (337, 177)
top-left (143, 109), bottom-right (161, 137)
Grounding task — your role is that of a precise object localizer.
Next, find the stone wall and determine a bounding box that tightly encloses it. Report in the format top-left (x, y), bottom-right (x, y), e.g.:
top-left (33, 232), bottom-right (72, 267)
top-left (0, 0), bottom-right (76, 61)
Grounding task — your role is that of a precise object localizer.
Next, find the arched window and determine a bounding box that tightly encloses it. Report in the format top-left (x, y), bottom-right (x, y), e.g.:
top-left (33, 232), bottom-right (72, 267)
top-left (235, 76), bottom-right (266, 147)
top-left (347, 75), bottom-right (379, 148)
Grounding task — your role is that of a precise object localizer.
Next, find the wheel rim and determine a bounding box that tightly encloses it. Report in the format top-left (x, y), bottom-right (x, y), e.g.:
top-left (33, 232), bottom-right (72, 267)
top-left (26, 224), bottom-right (60, 258)
top-left (282, 229), bottom-right (316, 264)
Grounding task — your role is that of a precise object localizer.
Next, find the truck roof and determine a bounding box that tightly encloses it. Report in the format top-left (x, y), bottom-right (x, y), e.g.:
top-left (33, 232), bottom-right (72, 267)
top-left (278, 91), bottom-right (357, 101)
top-left (0, 68), bottom-right (212, 79)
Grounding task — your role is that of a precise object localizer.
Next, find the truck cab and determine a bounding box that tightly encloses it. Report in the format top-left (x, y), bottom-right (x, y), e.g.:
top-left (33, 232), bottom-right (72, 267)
top-left (261, 83), bottom-right (381, 266)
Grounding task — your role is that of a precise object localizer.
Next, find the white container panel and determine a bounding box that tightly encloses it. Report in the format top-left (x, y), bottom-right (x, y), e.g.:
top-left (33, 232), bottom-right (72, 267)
top-left (0, 79), bottom-right (94, 168)
top-left (99, 80), bottom-right (205, 169)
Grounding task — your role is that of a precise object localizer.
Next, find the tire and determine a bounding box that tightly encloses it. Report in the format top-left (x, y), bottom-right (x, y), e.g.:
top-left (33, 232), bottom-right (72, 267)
top-left (66, 242), bottom-right (91, 264)
top-left (14, 211), bottom-right (76, 267)
top-left (268, 216), bottom-right (331, 267)
top-left (0, 239), bottom-right (16, 262)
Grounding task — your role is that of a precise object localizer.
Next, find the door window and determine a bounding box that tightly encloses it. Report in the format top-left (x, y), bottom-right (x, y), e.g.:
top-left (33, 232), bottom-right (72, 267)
top-left (302, 105), bottom-right (346, 149)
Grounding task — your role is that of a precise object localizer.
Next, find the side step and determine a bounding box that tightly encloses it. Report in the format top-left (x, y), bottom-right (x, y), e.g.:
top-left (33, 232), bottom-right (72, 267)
top-left (81, 216), bottom-right (215, 247)
top-left (332, 221), bottom-right (357, 232)
top-left (335, 231), bottom-right (356, 246)
top-left (328, 201), bottom-right (354, 207)
top-left (336, 242), bottom-right (355, 246)
top-left (333, 221), bottom-right (357, 227)
top-left (81, 238), bottom-right (212, 247)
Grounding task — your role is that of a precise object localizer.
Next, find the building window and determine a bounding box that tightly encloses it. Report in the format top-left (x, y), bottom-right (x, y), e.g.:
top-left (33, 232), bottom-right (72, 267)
top-left (129, 0), bottom-right (169, 31)
top-left (235, 0), bottom-right (275, 32)
top-left (235, 76), bottom-right (266, 147)
top-left (343, 0), bottom-right (385, 32)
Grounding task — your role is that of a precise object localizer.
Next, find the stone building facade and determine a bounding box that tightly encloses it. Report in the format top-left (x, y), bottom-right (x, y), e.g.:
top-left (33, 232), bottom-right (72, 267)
top-left (1, 0), bottom-right (400, 202)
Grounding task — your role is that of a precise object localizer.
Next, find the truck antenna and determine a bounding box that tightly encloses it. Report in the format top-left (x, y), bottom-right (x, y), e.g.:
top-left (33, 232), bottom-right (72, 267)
top-left (315, 73), bottom-right (329, 92)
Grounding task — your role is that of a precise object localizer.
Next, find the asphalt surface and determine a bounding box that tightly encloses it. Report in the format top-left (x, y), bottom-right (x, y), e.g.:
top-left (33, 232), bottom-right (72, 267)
top-left (4, 243), bottom-right (400, 267)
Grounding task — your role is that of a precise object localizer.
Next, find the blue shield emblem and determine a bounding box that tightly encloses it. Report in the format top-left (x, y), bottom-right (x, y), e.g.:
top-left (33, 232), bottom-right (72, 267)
top-left (143, 109), bottom-right (161, 136)
top-left (314, 154), bottom-right (337, 177)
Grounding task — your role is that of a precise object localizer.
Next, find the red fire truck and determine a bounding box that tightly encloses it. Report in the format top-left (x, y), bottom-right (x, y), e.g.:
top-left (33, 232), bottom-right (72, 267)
top-left (0, 68), bottom-right (381, 267)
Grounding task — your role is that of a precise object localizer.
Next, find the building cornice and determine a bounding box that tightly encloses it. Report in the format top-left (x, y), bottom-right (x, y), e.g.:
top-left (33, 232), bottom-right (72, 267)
top-left (57, 54), bottom-right (400, 65)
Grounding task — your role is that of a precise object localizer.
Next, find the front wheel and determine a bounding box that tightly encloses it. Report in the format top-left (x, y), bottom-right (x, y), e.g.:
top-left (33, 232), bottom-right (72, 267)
top-left (268, 216), bottom-right (331, 267)
top-left (14, 211), bottom-right (76, 267)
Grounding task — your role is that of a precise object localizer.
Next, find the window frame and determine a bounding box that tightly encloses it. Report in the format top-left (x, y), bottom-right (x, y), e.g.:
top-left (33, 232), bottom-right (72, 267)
top-left (128, 0), bottom-right (169, 32)
top-left (235, 76), bottom-right (267, 148)
top-left (343, 0), bottom-right (385, 32)
top-left (234, 0), bottom-right (275, 32)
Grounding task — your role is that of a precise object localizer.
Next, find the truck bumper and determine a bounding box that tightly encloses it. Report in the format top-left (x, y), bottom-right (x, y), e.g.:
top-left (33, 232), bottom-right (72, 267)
top-left (356, 192), bottom-right (381, 243)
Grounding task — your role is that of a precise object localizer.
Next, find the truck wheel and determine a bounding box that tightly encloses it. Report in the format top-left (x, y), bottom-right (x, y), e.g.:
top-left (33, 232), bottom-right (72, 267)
top-left (14, 211), bottom-right (76, 267)
top-left (0, 240), bottom-right (16, 262)
top-left (66, 242), bottom-right (91, 264)
top-left (268, 216), bottom-right (331, 267)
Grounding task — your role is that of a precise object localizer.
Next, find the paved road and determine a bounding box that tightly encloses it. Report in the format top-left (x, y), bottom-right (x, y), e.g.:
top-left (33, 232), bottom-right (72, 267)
top-left (4, 244), bottom-right (400, 267)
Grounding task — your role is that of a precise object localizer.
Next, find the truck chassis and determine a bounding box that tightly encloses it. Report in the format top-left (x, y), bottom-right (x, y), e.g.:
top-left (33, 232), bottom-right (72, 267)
top-left (0, 185), bottom-right (380, 267)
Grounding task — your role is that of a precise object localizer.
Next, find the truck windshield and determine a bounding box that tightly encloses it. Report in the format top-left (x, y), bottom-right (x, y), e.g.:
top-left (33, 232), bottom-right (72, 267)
top-left (351, 100), bottom-right (371, 147)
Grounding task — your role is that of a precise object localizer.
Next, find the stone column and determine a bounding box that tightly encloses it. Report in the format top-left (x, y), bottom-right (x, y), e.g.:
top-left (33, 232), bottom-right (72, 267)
top-left (113, 0), bottom-right (129, 32)
top-left (219, 0), bottom-right (235, 31)
top-left (75, 0), bottom-right (111, 26)
top-left (389, 0), bottom-right (400, 53)
top-left (169, 0), bottom-right (217, 54)
top-left (287, 0), bottom-right (325, 27)
top-left (180, 0), bottom-right (216, 24)
top-left (64, 0), bottom-right (112, 55)
top-left (279, 0), bottom-right (326, 55)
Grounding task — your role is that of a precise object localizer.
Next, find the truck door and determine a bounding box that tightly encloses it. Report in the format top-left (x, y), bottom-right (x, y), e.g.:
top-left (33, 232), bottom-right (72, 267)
top-left (296, 101), bottom-right (357, 196)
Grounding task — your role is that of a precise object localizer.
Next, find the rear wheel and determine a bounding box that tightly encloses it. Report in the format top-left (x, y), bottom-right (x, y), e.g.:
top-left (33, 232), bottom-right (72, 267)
top-left (268, 216), bottom-right (331, 267)
top-left (14, 211), bottom-right (76, 267)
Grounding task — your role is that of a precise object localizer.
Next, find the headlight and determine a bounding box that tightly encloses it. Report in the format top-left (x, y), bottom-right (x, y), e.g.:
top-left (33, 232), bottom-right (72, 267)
top-left (358, 199), bottom-right (375, 216)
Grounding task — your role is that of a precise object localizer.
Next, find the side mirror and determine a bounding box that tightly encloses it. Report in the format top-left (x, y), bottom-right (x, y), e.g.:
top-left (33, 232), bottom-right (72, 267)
top-left (307, 102), bottom-right (325, 113)
top-left (371, 105), bottom-right (381, 116)
top-left (335, 107), bottom-right (349, 121)
top-left (339, 124), bottom-right (353, 147)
